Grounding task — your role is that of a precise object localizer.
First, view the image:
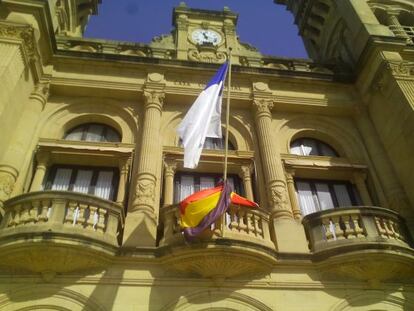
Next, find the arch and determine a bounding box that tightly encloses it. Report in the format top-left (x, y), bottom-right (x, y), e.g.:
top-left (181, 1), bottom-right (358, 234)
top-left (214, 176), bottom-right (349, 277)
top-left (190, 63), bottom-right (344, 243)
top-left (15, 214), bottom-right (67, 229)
top-left (39, 97), bottom-right (137, 144)
top-left (161, 290), bottom-right (273, 311)
top-left (275, 115), bottom-right (366, 161)
top-left (161, 112), bottom-right (255, 151)
top-left (64, 123), bottom-right (121, 142)
top-left (0, 285), bottom-right (106, 311)
top-left (330, 292), bottom-right (414, 311)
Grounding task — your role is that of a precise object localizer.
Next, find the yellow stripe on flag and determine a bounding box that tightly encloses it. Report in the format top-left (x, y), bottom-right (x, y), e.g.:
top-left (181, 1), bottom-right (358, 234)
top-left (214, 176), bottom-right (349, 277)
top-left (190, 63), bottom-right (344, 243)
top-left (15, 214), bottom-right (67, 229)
top-left (180, 191), bottom-right (221, 228)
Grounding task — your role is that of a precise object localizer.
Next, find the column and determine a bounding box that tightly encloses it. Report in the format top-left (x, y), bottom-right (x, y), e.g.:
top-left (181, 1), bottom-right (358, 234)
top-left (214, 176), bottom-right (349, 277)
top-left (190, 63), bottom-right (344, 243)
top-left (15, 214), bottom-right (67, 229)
top-left (285, 170), bottom-right (302, 219)
top-left (123, 85), bottom-right (165, 247)
top-left (252, 97), bottom-right (292, 218)
top-left (0, 81), bottom-right (49, 206)
top-left (116, 158), bottom-right (130, 205)
top-left (163, 160), bottom-right (177, 207)
top-left (252, 95), bottom-right (309, 253)
top-left (239, 164), bottom-right (254, 201)
top-left (352, 172), bottom-right (373, 206)
top-left (29, 151), bottom-right (50, 192)
top-left (386, 13), bottom-right (412, 44)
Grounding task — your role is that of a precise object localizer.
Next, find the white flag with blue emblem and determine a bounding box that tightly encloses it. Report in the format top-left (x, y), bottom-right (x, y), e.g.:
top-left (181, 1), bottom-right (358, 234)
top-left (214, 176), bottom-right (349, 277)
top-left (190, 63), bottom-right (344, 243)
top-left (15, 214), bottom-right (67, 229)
top-left (177, 63), bottom-right (228, 169)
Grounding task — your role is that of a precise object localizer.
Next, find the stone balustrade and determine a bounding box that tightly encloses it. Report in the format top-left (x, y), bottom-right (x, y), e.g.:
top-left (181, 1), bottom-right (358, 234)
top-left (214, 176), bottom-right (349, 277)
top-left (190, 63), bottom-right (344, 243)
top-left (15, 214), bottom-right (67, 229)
top-left (389, 25), bottom-right (414, 44)
top-left (302, 206), bottom-right (412, 253)
top-left (1, 191), bottom-right (124, 248)
top-left (160, 204), bottom-right (274, 249)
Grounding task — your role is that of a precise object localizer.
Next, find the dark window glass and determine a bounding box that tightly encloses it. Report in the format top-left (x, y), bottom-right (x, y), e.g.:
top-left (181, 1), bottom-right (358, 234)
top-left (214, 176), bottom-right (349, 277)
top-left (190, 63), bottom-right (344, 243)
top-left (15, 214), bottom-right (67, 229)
top-left (179, 136), bottom-right (235, 150)
top-left (295, 179), bottom-right (361, 216)
top-left (44, 165), bottom-right (119, 201)
top-left (173, 173), bottom-right (243, 203)
top-left (65, 123), bottom-right (121, 142)
top-left (290, 138), bottom-right (338, 157)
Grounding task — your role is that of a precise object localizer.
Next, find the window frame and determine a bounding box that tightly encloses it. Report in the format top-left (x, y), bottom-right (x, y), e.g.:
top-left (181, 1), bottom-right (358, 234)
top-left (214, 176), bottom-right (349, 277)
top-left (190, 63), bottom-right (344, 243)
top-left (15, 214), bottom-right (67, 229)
top-left (44, 164), bottom-right (120, 201)
top-left (290, 137), bottom-right (339, 157)
top-left (64, 123), bottom-right (121, 143)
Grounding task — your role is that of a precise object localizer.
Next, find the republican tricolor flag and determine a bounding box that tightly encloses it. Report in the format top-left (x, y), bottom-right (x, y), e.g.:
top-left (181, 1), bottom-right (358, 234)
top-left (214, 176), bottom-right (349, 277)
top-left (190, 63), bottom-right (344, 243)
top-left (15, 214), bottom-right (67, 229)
top-left (177, 62), bottom-right (228, 169)
top-left (180, 180), bottom-right (258, 239)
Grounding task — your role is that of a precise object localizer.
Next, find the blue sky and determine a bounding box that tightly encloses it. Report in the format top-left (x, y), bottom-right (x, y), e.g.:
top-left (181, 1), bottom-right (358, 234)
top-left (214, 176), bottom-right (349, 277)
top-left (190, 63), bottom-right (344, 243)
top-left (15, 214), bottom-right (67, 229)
top-left (85, 0), bottom-right (308, 58)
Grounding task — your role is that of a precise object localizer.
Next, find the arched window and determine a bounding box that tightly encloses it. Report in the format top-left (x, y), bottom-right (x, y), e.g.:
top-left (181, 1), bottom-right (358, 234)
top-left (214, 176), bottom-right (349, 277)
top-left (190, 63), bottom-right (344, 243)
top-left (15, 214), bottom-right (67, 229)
top-left (64, 123), bottom-right (121, 142)
top-left (290, 138), bottom-right (338, 157)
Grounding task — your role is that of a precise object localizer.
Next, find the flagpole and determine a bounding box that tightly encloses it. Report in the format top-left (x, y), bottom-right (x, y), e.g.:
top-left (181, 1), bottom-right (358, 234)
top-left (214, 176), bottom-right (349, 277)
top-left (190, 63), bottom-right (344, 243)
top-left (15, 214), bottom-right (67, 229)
top-left (223, 48), bottom-right (232, 181)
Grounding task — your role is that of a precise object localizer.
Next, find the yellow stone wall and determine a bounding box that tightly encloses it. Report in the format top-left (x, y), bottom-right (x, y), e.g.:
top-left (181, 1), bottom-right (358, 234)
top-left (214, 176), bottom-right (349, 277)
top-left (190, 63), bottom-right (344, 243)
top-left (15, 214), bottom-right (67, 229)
top-left (0, 1), bottom-right (413, 310)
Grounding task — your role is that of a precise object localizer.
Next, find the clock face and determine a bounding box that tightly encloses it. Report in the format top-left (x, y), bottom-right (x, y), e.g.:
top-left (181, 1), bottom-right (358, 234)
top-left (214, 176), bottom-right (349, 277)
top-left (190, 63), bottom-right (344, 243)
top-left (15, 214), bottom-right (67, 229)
top-left (191, 29), bottom-right (222, 46)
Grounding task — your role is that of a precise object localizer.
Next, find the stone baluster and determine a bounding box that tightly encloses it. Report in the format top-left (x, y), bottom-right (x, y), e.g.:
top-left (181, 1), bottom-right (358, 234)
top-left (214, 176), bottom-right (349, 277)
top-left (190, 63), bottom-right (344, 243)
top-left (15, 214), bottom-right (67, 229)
top-left (163, 159), bottom-right (177, 207)
top-left (124, 75), bottom-right (165, 247)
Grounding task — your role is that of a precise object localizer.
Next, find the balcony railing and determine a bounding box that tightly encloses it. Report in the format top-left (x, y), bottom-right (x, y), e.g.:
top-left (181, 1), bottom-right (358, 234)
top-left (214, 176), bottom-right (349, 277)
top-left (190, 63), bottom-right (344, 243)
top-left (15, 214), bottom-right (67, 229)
top-left (0, 191), bottom-right (124, 249)
top-left (302, 206), bottom-right (412, 253)
top-left (389, 25), bottom-right (414, 44)
top-left (160, 204), bottom-right (274, 249)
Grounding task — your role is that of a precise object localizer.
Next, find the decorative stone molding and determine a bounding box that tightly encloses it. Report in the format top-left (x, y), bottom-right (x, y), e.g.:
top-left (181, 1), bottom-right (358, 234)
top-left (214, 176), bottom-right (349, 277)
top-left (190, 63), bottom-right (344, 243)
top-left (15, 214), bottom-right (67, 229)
top-left (387, 60), bottom-right (414, 76)
top-left (0, 166), bottom-right (18, 205)
top-left (0, 22), bottom-right (36, 60)
top-left (188, 48), bottom-right (227, 64)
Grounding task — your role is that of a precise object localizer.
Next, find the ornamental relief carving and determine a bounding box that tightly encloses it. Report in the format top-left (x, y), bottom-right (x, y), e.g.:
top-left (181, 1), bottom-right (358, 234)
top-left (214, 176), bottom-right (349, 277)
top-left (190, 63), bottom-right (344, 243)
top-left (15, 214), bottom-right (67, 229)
top-left (0, 22), bottom-right (36, 58)
top-left (0, 173), bottom-right (15, 202)
top-left (269, 181), bottom-right (289, 211)
top-left (387, 61), bottom-right (414, 76)
top-left (188, 49), bottom-right (227, 64)
top-left (135, 179), bottom-right (156, 206)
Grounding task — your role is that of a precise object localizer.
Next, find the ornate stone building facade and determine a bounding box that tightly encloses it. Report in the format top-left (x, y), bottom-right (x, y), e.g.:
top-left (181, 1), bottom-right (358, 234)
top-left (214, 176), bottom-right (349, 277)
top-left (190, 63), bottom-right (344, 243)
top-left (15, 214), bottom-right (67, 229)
top-left (0, 0), bottom-right (413, 310)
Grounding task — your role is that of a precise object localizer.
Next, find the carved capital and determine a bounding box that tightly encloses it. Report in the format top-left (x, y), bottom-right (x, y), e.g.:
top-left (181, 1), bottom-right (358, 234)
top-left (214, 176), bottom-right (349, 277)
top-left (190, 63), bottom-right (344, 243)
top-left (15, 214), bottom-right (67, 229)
top-left (0, 22), bottom-right (36, 59)
top-left (164, 161), bottom-right (177, 177)
top-left (239, 165), bottom-right (252, 180)
top-left (387, 61), bottom-right (414, 76)
top-left (143, 90), bottom-right (165, 111)
top-left (30, 81), bottom-right (50, 109)
top-left (252, 98), bottom-right (273, 117)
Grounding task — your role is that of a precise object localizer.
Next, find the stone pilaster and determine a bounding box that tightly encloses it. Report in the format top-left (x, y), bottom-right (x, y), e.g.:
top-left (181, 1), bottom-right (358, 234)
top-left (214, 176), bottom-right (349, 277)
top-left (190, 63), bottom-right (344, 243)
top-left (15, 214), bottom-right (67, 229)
top-left (116, 158), bottom-right (130, 205)
top-left (0, 81), bottom-right (49, 204)
top-left (29, 150), bottom-right (50, 192)
top-left (252, 97), bottom-right (291, 219)
top-left (239, 165), bottom-right (254, 202)
top-left (123, 76), bottom-right (165, 247)
top-left (163, 160), bottom-right (177, 207)
top-left (285, 170), bottom-right (302, 219)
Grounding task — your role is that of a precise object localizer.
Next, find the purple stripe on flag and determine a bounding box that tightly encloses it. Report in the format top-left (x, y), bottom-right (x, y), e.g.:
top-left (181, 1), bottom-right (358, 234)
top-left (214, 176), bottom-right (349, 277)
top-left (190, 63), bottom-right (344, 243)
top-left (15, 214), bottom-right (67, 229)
top-left (183, 180), bottom-right (233, 240)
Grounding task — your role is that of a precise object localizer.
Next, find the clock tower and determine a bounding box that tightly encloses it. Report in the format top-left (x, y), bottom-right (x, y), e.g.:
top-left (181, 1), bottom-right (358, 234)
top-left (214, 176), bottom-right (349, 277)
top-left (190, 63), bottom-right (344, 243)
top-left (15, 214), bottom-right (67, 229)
top-left (171, 2), bottom-right (260, 65)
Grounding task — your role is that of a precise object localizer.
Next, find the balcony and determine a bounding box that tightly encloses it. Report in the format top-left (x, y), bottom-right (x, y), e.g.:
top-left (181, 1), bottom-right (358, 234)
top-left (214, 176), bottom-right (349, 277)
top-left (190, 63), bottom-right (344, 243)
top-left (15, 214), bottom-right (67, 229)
top-left (159, 204), bottom-right (276, 279)
top-left (302, 206), bottom-right (414, 282)
top-left (389, 25), bottom-right (414, 44)
top-left (0, 191), bottom-right (124, 274)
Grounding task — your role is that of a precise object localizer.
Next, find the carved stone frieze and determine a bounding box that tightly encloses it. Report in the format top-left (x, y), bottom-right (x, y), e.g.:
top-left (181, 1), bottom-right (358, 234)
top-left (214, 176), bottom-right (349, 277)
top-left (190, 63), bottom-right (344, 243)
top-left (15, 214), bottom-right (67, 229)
top-left (0, 22), bottom-right (36, 59)
top-left (387, 60), bottom-right (414, 76)
top-left (188, 49), bottom-right (227, 64)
